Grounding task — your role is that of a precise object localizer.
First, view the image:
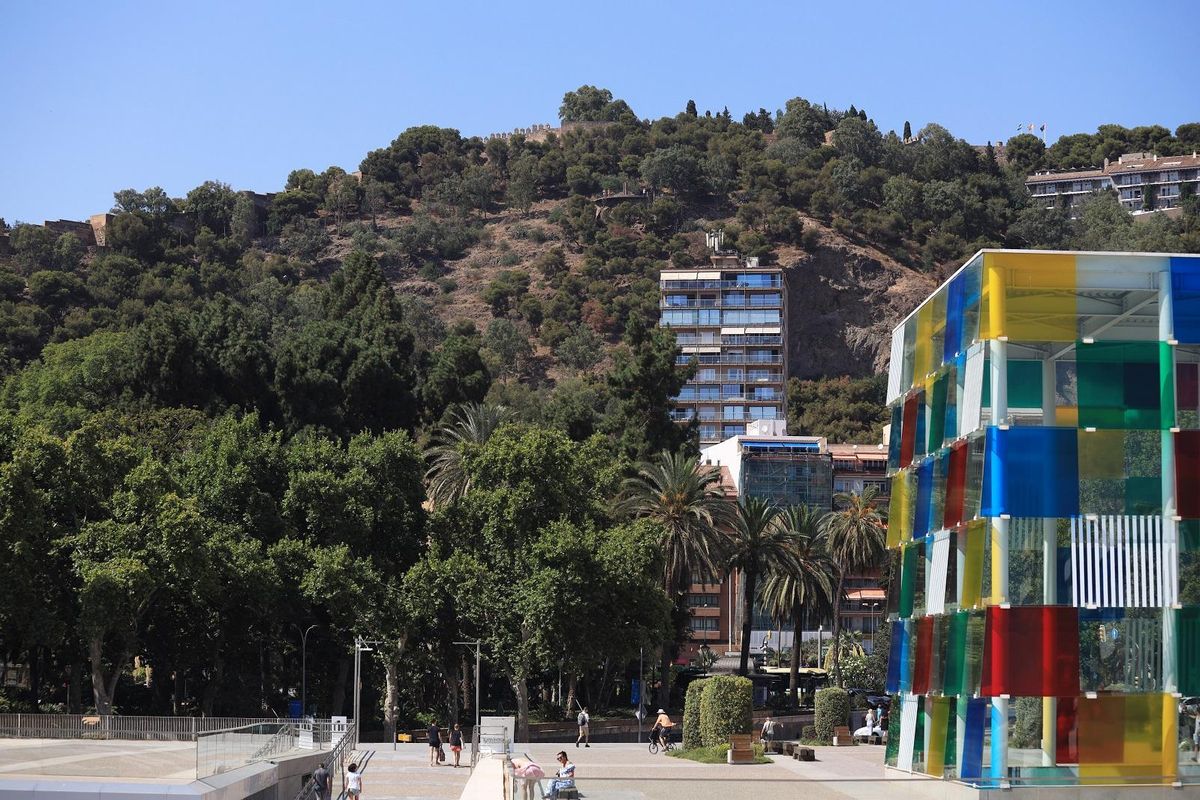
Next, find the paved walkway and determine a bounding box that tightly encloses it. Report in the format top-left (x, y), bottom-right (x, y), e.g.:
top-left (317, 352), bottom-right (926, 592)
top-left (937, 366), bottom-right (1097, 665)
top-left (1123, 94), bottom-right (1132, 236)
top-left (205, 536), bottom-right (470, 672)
top-left (357, 745), bottom-right (474, 800)
top-left (0, 738), bottom-right (197, 780)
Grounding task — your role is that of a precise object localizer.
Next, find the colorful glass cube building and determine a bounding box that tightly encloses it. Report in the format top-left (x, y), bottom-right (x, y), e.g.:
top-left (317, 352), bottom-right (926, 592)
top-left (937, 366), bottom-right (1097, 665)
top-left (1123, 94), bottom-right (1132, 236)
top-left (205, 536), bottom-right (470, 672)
top-left (882, 249), bottom-right (1200, 787)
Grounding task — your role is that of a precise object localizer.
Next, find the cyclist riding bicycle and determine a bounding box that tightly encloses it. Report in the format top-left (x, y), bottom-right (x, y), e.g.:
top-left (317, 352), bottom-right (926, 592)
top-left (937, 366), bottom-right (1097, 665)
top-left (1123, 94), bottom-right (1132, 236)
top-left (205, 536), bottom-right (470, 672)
top-left (652, 708), bottom-right (674, 749)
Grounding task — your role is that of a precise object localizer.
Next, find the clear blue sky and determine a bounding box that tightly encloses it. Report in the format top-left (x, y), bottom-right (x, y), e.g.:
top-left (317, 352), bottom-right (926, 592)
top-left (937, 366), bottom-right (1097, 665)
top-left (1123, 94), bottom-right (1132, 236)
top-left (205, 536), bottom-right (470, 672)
top-left (3, 0), bottom-right (1197, 224)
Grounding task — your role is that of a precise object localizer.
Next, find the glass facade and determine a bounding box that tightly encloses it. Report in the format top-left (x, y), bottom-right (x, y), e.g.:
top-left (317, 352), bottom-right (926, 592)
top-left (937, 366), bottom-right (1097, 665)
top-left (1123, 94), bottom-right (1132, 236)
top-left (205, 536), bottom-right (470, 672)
top-left (883, 250), bottom-right (1200, 787)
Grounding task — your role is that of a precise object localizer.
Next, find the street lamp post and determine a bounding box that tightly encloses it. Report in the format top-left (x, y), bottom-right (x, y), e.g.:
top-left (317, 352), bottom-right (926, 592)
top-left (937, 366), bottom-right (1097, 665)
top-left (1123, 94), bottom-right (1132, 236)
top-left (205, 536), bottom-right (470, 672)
top-left (817, 624), bottom-right (823, 670)
top-left (299, 624), bottom-right (317, 718)
top-left (352, 637), bottom-right (378, 747)
top-left (638, 646), bottom-right (644, 744)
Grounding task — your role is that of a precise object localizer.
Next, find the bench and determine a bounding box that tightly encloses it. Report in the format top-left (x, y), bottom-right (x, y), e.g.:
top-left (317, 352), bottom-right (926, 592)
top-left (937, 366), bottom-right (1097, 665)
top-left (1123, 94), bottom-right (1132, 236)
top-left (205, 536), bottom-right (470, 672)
top-left (793, 746), bottom-right (815, 761)
top-left (728, 734), bottom-right (756, 764)
top-left (832, 726), bottom-right (854, 746)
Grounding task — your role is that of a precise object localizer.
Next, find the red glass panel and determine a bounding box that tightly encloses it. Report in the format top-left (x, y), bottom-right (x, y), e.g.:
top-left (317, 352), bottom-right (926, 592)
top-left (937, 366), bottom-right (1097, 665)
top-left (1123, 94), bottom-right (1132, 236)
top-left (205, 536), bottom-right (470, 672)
top-left (980, 606), bottom-right (1079, 697)
top-left (1177, 431), bottom-right (1200, 518)
top-left (901, 393), bottom-right (918, 468)
top-left (1180, 362), bottom-right (1199, 410)
top-left (943, 440), bottom-right (967, 529)
top-left (911, 615), bottom-right (933, 695)
top-left (1057, 696), bottom-right (1078, 764)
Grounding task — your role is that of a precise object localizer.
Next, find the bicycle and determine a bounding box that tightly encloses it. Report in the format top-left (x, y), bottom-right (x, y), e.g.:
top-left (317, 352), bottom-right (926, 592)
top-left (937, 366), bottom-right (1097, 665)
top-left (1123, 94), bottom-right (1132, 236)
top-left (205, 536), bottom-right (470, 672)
top-left (648, 728), bottom-right (675, 754)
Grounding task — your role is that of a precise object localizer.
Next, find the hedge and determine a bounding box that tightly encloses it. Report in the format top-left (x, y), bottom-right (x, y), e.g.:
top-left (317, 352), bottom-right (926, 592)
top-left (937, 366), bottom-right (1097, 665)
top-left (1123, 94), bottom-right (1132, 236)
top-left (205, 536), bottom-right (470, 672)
top-left (682, 678), bottom-right (709, 750)
top-left (814, 687), bottom-right (850, 741)
top-left (698, 675), bottom-right (753, 747)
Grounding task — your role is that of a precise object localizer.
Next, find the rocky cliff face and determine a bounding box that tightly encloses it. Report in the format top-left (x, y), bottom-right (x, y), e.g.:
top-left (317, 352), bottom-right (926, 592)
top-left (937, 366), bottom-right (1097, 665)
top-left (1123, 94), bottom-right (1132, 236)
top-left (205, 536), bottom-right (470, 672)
top-left (781, 242), bottom-right (937, 380)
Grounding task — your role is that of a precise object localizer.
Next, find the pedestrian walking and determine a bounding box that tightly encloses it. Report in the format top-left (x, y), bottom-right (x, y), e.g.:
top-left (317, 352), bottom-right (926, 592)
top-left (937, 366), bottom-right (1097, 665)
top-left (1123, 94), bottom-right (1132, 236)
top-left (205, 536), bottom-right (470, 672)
top-left (576, 706), bottom-right (590, 748)
top-left (450, 723), bottom-right (464, 767)
top-left (428, 721), bottom-right (442, 767)
top-left (312, 762), bottom-right (331, 800)
top-left (345, 762), bottom-right (363, 798)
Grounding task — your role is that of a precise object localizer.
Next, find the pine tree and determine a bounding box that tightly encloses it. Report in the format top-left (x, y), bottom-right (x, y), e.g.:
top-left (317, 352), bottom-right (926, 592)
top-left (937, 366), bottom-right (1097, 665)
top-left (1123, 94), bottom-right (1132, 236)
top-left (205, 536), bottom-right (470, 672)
top-left (686, 99), bottom-right (698, 117)
top-left (903, 120), bottom-right (912, 140)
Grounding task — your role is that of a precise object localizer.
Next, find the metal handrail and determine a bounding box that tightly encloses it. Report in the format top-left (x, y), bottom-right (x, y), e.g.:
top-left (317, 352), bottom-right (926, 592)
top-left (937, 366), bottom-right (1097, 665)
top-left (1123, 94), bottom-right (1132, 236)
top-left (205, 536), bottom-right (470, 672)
top-left (250, 723), bottom-right (298, 761)
top-left (293, 721), bottom-right (357, 800)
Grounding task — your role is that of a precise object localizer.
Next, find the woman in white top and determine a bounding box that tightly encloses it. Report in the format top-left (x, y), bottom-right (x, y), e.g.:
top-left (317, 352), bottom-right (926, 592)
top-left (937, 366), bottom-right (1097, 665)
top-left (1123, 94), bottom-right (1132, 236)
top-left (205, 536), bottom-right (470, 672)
top-left (345, 762), bottom-right (363, 798)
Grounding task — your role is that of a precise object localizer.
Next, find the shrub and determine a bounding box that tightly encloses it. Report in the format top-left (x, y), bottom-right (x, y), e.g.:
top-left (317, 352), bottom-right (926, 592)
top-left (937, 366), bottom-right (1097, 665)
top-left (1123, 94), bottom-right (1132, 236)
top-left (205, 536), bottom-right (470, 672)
top-left (698, 675), bottom-right (752, 747)
top-left (682, 678), bottom-right (709, 750)
top-left (814, 687), bottom-right (850, 741)
top-left (802, 724), bottom-right (816, 739)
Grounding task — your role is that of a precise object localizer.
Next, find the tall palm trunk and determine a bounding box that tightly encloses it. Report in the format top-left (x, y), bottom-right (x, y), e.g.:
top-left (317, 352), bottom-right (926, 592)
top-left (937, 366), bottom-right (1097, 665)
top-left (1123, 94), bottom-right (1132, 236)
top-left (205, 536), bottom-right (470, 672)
top-left (831, 571), bottom-right (846, 686)
top-left (738, 567), bottom-right (758, 675)
top-left (788, 604), bottom-right (802, 705)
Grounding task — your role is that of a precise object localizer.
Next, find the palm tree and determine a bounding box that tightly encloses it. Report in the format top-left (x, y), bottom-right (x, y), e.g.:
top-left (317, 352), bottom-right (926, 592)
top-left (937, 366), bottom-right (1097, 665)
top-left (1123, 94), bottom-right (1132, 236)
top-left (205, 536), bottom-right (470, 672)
top-left (821, 487), bottom-right (887, 686)
top-left (759, 505), bottom-right (835, 705)
top-left (424, 403), bottom-right (512, 508)
top-left (620, 450), bottom-right (733, 706)
top-left (727, 497), bottom-right (799, 676)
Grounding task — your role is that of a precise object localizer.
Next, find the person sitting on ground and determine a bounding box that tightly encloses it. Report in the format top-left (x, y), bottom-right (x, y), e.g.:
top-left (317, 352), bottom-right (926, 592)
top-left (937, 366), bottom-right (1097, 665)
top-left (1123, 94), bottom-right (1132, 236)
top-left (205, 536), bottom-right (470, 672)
top-left (654, 708), bottom-right (674, 748)
top-left (345, 762), bottom-right (363, 798)
top-left (548, 750), bottom-right (576, 799)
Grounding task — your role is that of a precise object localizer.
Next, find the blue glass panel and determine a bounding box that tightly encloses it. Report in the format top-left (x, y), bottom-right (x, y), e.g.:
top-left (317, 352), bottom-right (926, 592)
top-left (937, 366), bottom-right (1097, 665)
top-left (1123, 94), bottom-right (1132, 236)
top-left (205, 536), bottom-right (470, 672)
top-left (961, 697), bottom-right (988, 781)
top-left (980, 427), bottom-right (1079, 518)
top-left (1171, 256), bottom-right (1200, 344)
top-left (914, 459), bottom-right (934, 538)
top-left (945, 272), bottom-right (965, 365)
top-left (899, 618), bottom-right (912, 693)
top-left (888, 403), bottom-right (903, 471)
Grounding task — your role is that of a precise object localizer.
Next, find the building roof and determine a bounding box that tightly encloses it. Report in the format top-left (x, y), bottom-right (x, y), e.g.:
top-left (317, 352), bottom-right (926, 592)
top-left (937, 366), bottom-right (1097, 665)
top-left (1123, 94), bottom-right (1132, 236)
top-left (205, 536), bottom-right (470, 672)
top-left (1025, 168), bottom-right (1106, 184)
top-left (827, 443), bottom-right (887, 461)
top-left (844, 588), bottom-right (886, 602)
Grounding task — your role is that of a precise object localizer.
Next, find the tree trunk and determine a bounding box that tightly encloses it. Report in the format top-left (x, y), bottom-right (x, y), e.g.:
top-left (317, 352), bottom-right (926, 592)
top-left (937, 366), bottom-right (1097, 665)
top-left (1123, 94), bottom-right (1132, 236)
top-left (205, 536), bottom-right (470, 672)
top-left (383, 661), bottom-right (400, 744)
top-left (563, 673), bottom-right (577, 717)
top-left (88, 638), bottom-right (114, 715)
top-left (738, 568), bottom-right (757, 676)
top-left (597, 657), bottom-right (614, 713)
top-left (332, 657), bottom-right (349, 716)
top-left (657, 645), bottom-right (673, 709)
top-left (201, 652), bottom-right (224, 717)
top-left (789, 606), bottom-right (802, 706)
top-left (832, 572), bottom-right (846, 686)
top-left (511, 675), bottom-right (530, 743)
top-left (29, 646), bottom-right (41, 710)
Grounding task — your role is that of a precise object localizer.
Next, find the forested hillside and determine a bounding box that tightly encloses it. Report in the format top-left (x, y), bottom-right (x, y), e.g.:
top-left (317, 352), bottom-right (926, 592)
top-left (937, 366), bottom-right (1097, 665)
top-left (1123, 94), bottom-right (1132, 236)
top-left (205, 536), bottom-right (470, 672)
top-left (0, 87), bottom-right (1197, 724)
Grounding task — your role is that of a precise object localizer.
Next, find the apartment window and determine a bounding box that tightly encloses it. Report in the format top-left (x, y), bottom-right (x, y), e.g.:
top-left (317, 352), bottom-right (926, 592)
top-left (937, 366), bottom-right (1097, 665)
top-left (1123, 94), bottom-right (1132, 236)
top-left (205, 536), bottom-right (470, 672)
top-left (688, 594), bottom-right (719, 607)
top-left (665, 294), bottom-right (691, 307)
top-left (1161, 185), bottom-right (1180, 197)
top-left (723, 310), bottom-right (781, 325)
top-left (1163, 171), bottom-right (1180, 182)
top-left (753, 387), bottom-right (776, 400)
top-left (698, 407), bottom-right (718, 421)
top-left (724, 405), bottom-right (744, 420)
top-left (699, 387), bottom-right (719, 400)
top-left (748, 349), bottom-right (776, 363)
top-left (698, 309), bottom-right (720, 326)
top-left (690, 569), bottom-right (719, 584)
top-left (733, 273), bottom-right (775, 287)
top-left (749, 406), bottom-right (778, 420)
top-left (692, 617), bottom-right (720, 631)
top-left (699, 425), bottom-right (718, 441)
top-left (723, 425), bottom-right (746, 438)
top-left (749, 293), bottom-right (782, 307)
top-left (661, 310), bottom-right (697, 326)
top-left (696, 368), bottom-right (717, 382)
top-left (723, 292), bottom-right (747, 306)
top-left (725, 368), bottom-right (744, 381)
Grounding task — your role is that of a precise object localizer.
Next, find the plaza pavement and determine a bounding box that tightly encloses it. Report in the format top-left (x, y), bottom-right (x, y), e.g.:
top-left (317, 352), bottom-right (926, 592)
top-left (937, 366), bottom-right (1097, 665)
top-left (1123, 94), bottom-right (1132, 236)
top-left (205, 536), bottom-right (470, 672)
top-left (0, 738), bottom-right (197, 780)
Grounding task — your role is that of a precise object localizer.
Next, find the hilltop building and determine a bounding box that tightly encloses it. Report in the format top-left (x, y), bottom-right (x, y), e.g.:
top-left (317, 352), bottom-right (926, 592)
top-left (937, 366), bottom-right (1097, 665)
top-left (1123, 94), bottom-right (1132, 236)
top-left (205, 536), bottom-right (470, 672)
top-left (660, 238), bottom-right (788, 447)
top-left (883, 248), bottom-right (1200, 786)
top-left (1026, 151), bottom-right (1200, 216)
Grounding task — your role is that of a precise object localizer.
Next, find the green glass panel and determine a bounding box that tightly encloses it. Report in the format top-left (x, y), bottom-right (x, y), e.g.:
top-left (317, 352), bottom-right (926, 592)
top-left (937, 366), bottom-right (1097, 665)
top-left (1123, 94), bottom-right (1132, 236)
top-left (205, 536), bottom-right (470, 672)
top-left (981, 359), bottom-right (1043, 410)
top-left (885, 696), bottom-right (901, 765)
top-left (928, 614), bottom-right (948, 695)
top-left (912, 539), bottom-right (927, 618)
top-left (944, 610), bottom-right (967, 696)
top-left (929, 371), bottom-right (948, 452)
top-left (900, 543), bottom-right (917, 618)
top-left (1077, 341), bottom-right (1173, 430)
top-left (1178, 607), bottom-right (1200, 696)
top-left (1079, 429), bottom-right (1162, 516)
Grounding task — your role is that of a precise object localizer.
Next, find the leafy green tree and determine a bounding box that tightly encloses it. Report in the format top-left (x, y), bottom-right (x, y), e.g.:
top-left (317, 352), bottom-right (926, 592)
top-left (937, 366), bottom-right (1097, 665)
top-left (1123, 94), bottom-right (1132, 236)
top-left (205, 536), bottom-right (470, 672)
top-left (820, 488), bottom-right (886, 685)
top-left (9, 225), bottom-right (57, 274)
top-left (640, 146), bottom-right (704, 197)
top-left (554, 324), bottom-right (603, 373)
top-left (52, 233), bottom-right (85, 272)
top-left (1004, 133), bottom-right (1046, 175)
top-left (184, 181), bottom-right (238, 235)
top-left (559, 85), bottom-right (630, 122)
top-left (481, 270), bottom-right (531, 317)
top-left (759, 505), bottom-right (834, 703)
top-left (787, 375), bottom-right (888, 441)
top-left (685, 100), bottom-right (698, 117)
top-left (482, 318), bottom-right (532, 382)
top-left (602, 324), bottom-right (694, 460)
top-left (421, 334), bottom-right (491, 421)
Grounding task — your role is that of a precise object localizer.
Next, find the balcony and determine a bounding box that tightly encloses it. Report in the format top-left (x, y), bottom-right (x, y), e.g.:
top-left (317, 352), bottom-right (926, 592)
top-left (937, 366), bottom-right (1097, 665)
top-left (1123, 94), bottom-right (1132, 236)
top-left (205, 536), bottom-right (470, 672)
top-left (676, 354), bottom-right (784, 366)
top-left (660, 279), bottom-right (782, 290)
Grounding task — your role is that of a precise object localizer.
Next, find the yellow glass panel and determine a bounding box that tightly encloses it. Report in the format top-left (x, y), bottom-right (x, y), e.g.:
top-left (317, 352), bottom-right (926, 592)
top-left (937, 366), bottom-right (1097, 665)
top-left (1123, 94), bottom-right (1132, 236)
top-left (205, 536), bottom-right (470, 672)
top-left (990, 519), bottom-right (1005, 605)
top-left (916, 301), bottom-right (934, 381)
top-left (960, 518), bottom-right (986, 608)
top-left (1078, 694), bottom-right (1173, 786)
top-left (1055, 405), bottom-right (1078, 427)
top-left (983, 252), bottom-right (1078, 343)
top-left (925, 697), bottom-right (950, 776)
top-left (979, 254), bottom-right (1005, 340)
top-left (1078, 429), bottom-right (1125, 479)
top-left (887, 469), bottom-right (913, 548)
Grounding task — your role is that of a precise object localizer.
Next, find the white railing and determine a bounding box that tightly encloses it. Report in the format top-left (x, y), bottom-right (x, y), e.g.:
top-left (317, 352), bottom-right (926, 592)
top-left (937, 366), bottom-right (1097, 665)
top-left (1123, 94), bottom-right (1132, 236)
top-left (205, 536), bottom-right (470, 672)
top-left (0, 714), bottom-right (289, 741)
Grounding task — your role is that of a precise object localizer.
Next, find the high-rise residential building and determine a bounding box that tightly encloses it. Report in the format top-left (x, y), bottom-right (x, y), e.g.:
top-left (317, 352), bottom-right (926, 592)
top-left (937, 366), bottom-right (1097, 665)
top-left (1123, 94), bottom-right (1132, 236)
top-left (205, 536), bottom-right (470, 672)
top-left (883, 248), bottom-right (1200, 787)
top-left (660, 244), bottom-right (787, 447)
top-left (1026, 151), bottom-right (1200, 217)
